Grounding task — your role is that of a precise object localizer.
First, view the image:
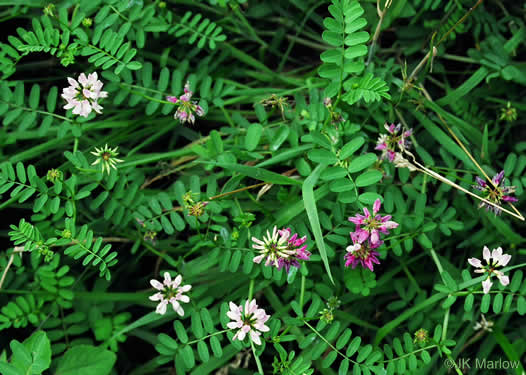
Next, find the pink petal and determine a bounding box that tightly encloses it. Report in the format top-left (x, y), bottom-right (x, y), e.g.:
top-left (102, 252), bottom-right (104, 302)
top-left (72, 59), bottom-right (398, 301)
top-left (373, 199), bottom-right (382, 214)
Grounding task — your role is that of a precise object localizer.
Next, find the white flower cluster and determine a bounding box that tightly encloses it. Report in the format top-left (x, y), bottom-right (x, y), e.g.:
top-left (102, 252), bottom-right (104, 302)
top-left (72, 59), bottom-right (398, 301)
top-left (62, 72), bottom-right (107, 118)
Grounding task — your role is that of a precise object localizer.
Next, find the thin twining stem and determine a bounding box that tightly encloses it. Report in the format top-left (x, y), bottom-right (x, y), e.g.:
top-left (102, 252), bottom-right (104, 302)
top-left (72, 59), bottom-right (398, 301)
top-left (402, 149), bottom-right (524, 221)
top-left (0, 246), bottom-right (25, 290)
top-left (418, 85), bottom-right (494, 186)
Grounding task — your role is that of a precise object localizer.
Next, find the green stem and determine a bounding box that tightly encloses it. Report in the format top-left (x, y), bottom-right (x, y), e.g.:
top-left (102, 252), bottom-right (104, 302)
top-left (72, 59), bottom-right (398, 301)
top-left (187, 329), bottom-right (229, 345)
top-left (429, 248), bottom-right (444, 274)
top-left (442, 307), bottom-right (450, 342)
top-left (299, 274), bottom-right (306, 313)
top-left (250, 339), bottom-right (264, 375)
top-left (248, 278), bottom-right (255, 301)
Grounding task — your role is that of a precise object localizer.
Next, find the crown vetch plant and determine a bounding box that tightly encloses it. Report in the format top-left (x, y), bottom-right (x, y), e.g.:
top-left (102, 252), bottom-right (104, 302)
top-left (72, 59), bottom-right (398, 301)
top-left (1, 0), bottom-right (525, 374)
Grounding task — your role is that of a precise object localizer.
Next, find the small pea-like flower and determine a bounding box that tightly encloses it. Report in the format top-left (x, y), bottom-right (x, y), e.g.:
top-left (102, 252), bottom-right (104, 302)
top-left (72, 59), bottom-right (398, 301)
top-left (499, 102), bottom-right (517, 123)
top-left (275, 228), bottom-right (311, 273)
top-left (43, 3), bottom-right (55, 16)
top-left (251, 226), bottom-right (295, 268)
top-left (227, 299), bottom-right (270, 345)
top-left (90, 144), bottom-right (124, 174)
top-left (149, 272), bottom-right (192, 316)
top-left (344, 231), bottom-right (381, 272)
top-left (62, 72), bottom-right (108, 118)
top-left (348, 199), bottom-right (398, 245)
top-left (82, 18), bottom-right (92, 27)
top-left (326, 296), bottom-right (341, 310)
top-left (319, 308), bottom-right (334, 324)
top-left (414, 328), bottom-right (429, 345)
top-left (468, 246), bottom-right (511, 294)
top-left (473, 314), bottom-right (494, 332)
top-left (260, 94), bottom-right (289, 120)
top-left (375, 123), bottom-right (412, 162)
top-left (46, 168), bottom-right (62, 182)
top-left (188, 201), bottom-right (209, 218)
top-left (167, 81), bottom-right (204, 125)
top-left (473, 171), bottom-right (517, 215)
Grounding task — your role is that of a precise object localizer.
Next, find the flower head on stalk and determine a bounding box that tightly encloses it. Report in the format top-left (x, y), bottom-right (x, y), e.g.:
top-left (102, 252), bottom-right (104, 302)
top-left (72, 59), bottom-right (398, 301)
top-left (348, 199), bottom-right (398, 245)
top-left (62, 72), bottom-right (108, 118)
top-left (472, 170), bottom-right (517, 215)
top-left (227, 299), bottom-right (270, 345)
top-left (473, 314), bottom-right (494, 332)
top-left (375, 123), bottom-right (413, 162)
top-left (468, 246), bottom-right (511, 294)
top-left (275, 228), bottom-right (311, 272)
top-left (90, 144), bottom-right (124, 174)
top-left (344, 231), bottom-right (381, 271)
top-left (251, 226), bottom-right (295, 268)
top-left (167, 81), bottom-right (204, 125)
top-left (149, 272), bottom-right (191, 316)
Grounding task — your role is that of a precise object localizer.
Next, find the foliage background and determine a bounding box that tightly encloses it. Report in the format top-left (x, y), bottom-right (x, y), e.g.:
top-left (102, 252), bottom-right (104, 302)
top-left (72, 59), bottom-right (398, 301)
top-left (0, 0), bottom-right (525, 374)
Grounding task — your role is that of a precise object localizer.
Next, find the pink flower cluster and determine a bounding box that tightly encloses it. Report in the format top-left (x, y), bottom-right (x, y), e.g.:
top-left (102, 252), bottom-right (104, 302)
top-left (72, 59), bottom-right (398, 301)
top-left (375, 123), bottom-right (412, 162)
top-left (252, 226), bottom-right (310, 272)
top-left (167, 81), bottom-right (204, 125)
top-left (345, 199), bottom-right (398, 271)
top-left (149, 272), bottom-right (192, 316)
top-left (473, 170), bottom-right (517, 215)
top-left (62, 72), bottom-right (108, 118)
top-left (227, 299), bottom-right (270, 345)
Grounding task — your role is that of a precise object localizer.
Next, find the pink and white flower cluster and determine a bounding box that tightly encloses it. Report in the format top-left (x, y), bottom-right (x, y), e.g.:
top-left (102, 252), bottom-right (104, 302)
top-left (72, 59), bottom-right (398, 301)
top-left (167, 81), bottom-right (204, 125)
top-left (227, 299), bottom-right (270, 345)
top-left (473, 170), bottom-right (518, 215)
top-left (468, 246), bottom-right (511, 294)
top-left (62, 72), bottom-right (108, 118)
top-left (345, 199), bottom-right (398, 272)
top-left (149, 272), bottom-right (192, 316)
top-left (375, 123), bottom-right (412, 162)
top-left (252, 226), bottom-right (310, 272)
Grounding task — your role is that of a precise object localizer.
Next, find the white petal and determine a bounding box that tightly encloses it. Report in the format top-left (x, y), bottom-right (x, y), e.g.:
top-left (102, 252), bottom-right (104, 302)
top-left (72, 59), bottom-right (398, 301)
top-left (150, 279), bottom-right (164, 290)
top-left (156, 300), bottom-right (168, 315)
top-left (252, 237), bottom-right (264, 245)
top-left (482, 278), bottom-right (492, 294)
top-left (78, 73), bottom-right (88, 86)
top-left (179, 284), bottom-right (191, 292)
top-left (497, 273), bottom-right (509, 286)
top-left (163, 272), bottom-right (172, 286)
top-left (491, 248), bottom-right (503, 264)
top-left (149, 292), bottom-right (163, 301)
top-left (255, 323), bottom-right (270, 332)
top-left (482, 246), bottom-right (491, 264)
top-left (172, 274), bottom-right (182, 288)
top-left (236, 329), bottom-right (246, 341)
top-left (178, 295), bottom-right (190, 303)
top-left (250, 330), bottom-right (261, 345)
top-left (67, 77), bottom-right (79, 88)
top-left (176, 305), bottom-right (184, 316)
top-left (498, 254), bottom-right (511, 267)
top-left (468, 258), bottom-right (482, 268)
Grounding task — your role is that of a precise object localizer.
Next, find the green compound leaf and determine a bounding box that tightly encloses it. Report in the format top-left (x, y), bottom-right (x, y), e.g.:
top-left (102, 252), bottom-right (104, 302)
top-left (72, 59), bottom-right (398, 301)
top-left (55, 345), bottom-right (116, 375)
